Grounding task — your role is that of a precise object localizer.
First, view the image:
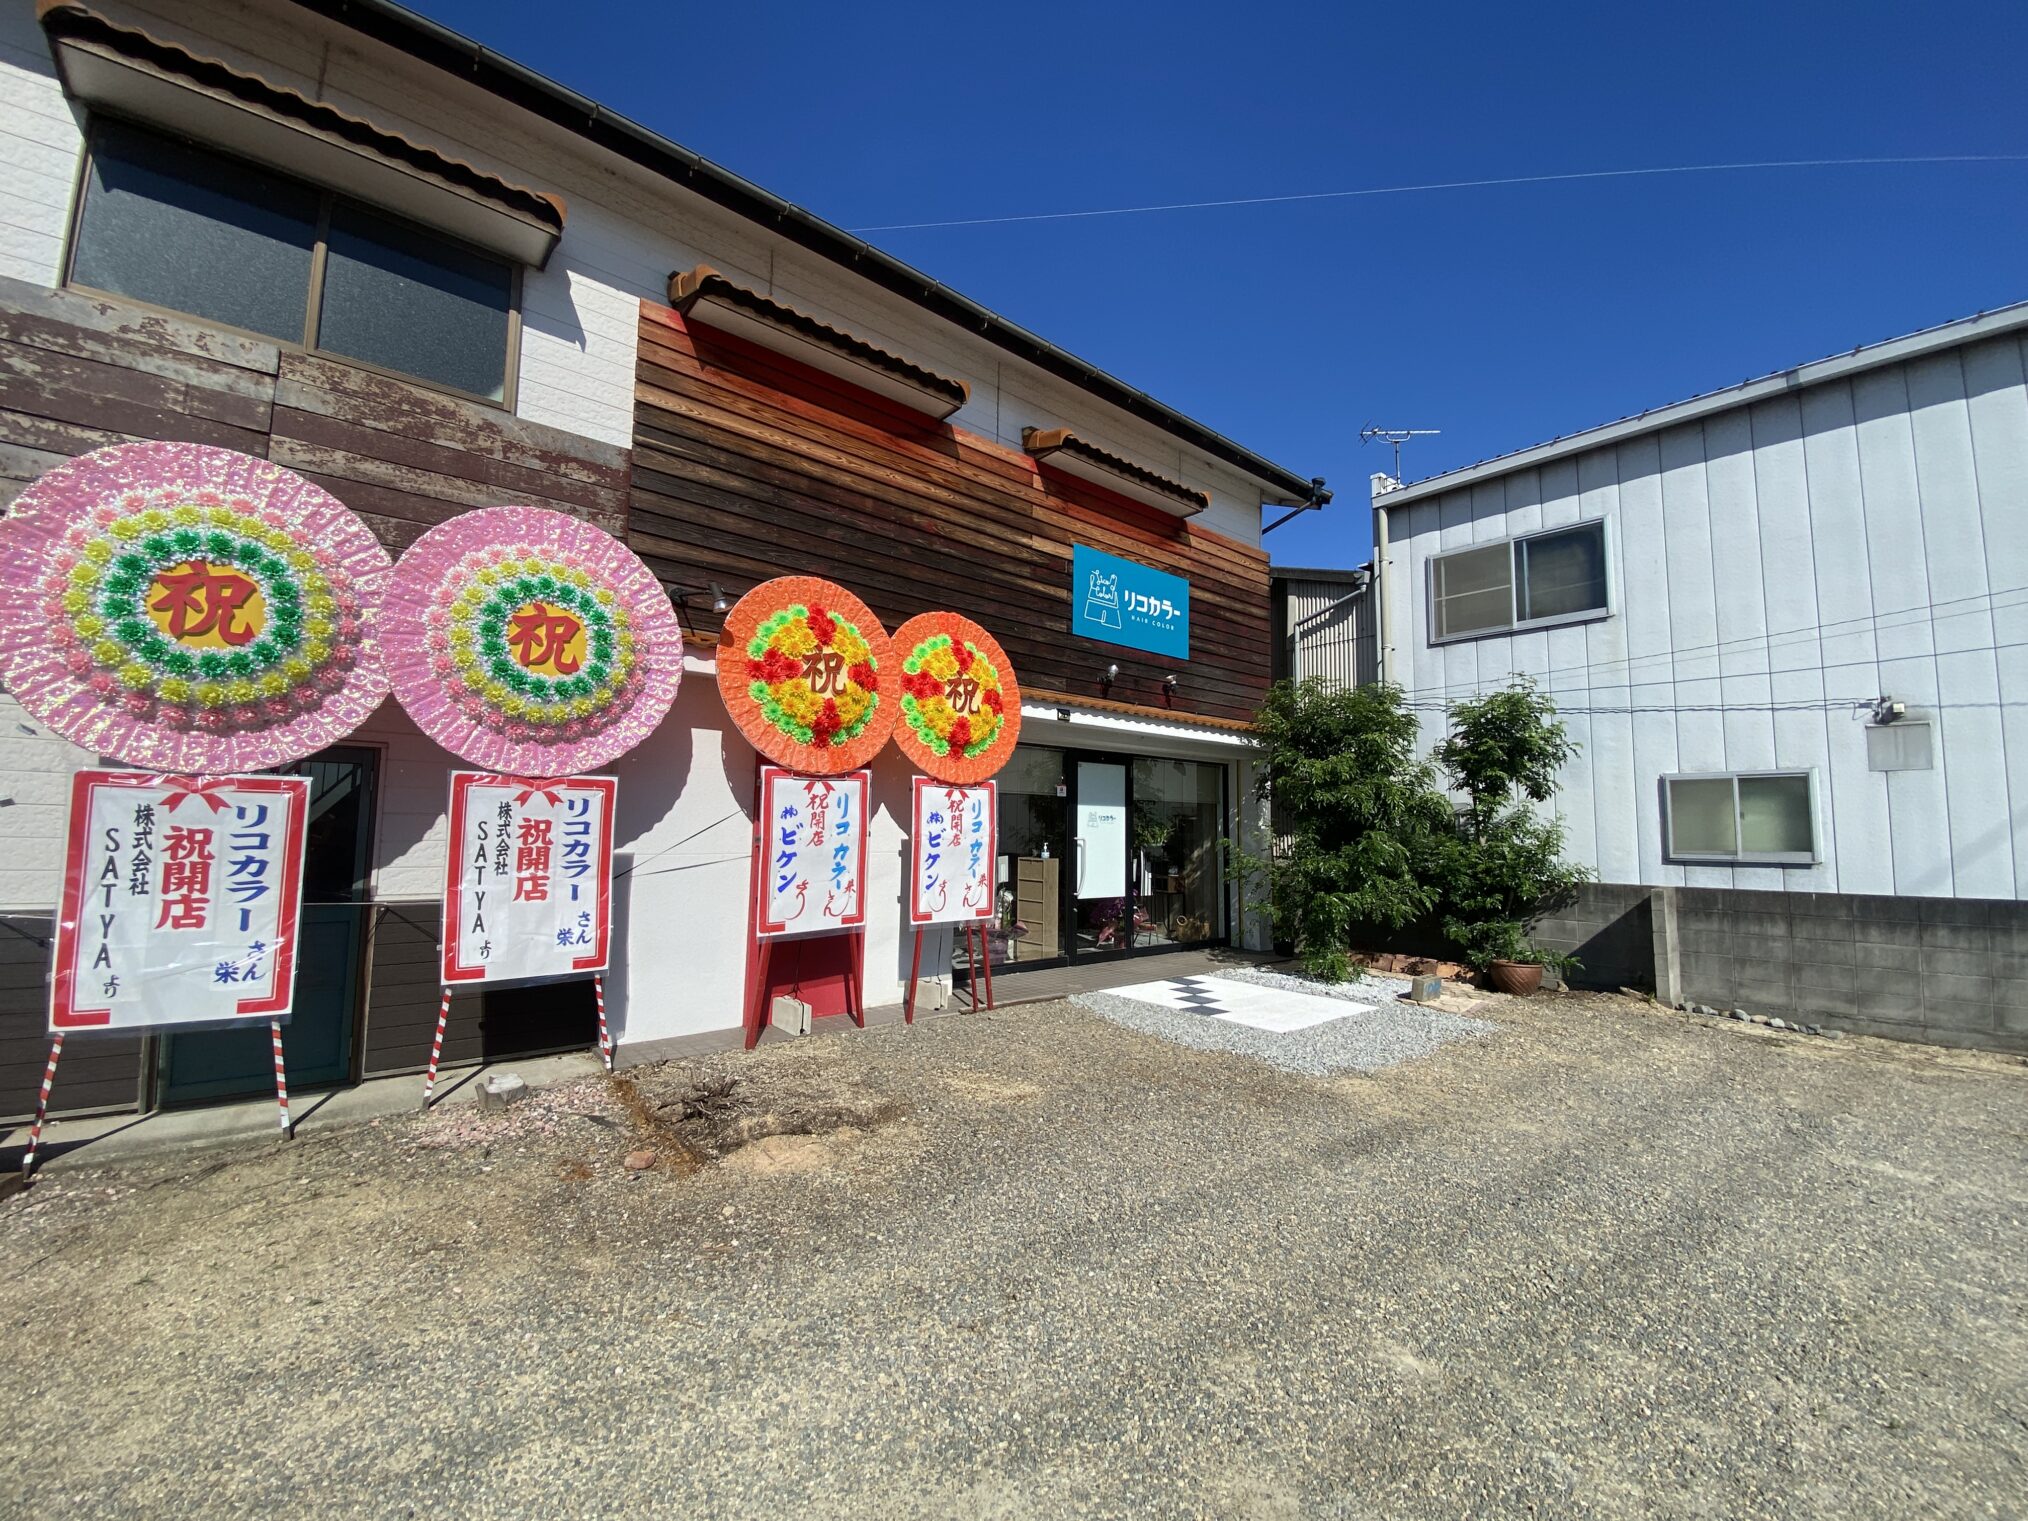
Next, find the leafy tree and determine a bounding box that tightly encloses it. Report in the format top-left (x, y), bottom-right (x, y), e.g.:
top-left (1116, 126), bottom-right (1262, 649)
top-left (1241, 680), bottom-right (1452, 980)
top-left (1430, 680), bottom-right (1591, 970)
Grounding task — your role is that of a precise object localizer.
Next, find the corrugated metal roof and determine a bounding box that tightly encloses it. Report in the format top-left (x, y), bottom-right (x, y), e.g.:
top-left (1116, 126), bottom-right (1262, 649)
top-left (1382, 299), bottom-right (2028, 506)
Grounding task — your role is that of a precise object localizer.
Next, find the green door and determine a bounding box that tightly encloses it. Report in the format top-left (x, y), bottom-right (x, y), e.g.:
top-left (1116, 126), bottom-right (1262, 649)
top-left (157, 748), bottom-right (376, 1106)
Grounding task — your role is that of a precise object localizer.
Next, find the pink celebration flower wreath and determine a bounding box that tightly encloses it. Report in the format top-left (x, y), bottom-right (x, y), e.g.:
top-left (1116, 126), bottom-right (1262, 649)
top-left (381, 506), bottom-right (683, 774)
top-left (0, 442), bottom-right (391, 771)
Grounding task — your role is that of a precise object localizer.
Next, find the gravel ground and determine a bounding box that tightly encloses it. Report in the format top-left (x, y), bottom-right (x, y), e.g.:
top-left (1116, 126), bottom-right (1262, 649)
top-left (4, 991), bottom-right (2027, 1519)
top-left (1075, 966), bottom-right (1496, 1076)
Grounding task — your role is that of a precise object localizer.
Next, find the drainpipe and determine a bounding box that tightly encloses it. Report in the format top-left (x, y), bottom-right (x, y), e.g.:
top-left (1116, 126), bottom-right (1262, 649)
top-left (1371, 488), bottom-right (1392, 685)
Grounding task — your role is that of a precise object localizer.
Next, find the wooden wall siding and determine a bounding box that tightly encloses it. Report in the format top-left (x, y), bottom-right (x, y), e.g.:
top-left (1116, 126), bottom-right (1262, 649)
top-left (358, 902), bottom-right (598, 1076)
top-left (358, 903), bottom-right (468, 1076)
top-left (269, 354), bottom-right (629, 553)
top-left (0, 276), bottom-right (631, 550)
top-left (630, 301), bottom-right (1273, 721)
top-left (0, 275), bottom-right (633, 1113)
top-left (0, 914), bottom-right (143, 1122)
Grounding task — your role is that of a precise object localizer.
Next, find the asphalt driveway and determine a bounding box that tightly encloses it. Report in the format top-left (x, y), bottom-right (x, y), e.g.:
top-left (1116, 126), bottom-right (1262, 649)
top-left (3, 990), bottom-right (2024, 1518)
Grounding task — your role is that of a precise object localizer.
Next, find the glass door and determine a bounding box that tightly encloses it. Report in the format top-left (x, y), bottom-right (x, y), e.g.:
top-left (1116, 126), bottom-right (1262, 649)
top-left (1072, 758), bottom-right (1134, 957)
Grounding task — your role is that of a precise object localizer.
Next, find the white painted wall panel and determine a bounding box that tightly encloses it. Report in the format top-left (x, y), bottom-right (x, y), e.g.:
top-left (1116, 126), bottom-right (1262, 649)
top-left (1845, 368), bottom-right (1950, 895)
top-left (1797, 383), bottom-right (1903, 894)
top-left (0, 15), bottom-right (78, 289)
top-left (1573, 452), bottom-right (1638, 884)
top-left (1748, 396), bottom-right (1843, 894)
top-left (1531, 462), bottom-right (1598, 872)
top-left (1959, 335), bottom-right (2028, 892)
top-left (1659, 423), bottom-right (1732, 888)
top-left (1702, 405), bottom-right (1776, 789)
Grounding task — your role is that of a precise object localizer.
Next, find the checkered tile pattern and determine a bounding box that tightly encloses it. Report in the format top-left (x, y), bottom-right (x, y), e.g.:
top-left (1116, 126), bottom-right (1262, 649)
top-left (1166, 979), bottom-right (1229, 1017)
top-left (1102, 974), bottom-right (1374, 1034)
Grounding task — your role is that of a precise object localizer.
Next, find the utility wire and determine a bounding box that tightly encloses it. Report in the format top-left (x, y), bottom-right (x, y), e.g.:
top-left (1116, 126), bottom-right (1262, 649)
top-left (1390, 633), bottom-right (2028, 707)
top-left (850, 154), bottom-right (2028, 233)
top-left (1331, 584), bottom-right (2028, 695)
top-left (1409, 623), bottom-right (2028, 700)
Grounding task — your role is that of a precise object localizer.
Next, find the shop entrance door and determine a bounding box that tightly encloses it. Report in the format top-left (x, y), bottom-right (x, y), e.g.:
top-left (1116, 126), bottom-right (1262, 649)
top-left (156, 747), bottom-right (376, 1106)
top-left (1071, 757), bottom-right (1135, 958)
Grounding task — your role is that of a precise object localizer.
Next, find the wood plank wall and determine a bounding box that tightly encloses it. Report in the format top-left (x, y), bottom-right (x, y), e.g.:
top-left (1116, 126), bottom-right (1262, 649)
top-left (0, 275), bottom-right (630, 1118)
top-left (629, 301), bottom-right (1273, 722)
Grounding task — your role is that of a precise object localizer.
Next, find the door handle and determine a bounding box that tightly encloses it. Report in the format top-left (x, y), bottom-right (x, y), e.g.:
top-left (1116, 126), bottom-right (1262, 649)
top-left (1075, 836), bottom-right (1086, 891)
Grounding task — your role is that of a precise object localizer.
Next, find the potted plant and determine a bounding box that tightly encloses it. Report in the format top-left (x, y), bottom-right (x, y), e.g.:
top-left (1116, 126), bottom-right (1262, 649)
top-left (1454, 922), bottom-right (1579, 996)
top-left (1431, 681), bottom-right (1593, 998)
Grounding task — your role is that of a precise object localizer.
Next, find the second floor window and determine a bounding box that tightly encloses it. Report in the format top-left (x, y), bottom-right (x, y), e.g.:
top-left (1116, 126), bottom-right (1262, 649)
top-left (1429, 520), bottom-right (1610, 642)
top-left (68, 118), bottom-right (516, 403)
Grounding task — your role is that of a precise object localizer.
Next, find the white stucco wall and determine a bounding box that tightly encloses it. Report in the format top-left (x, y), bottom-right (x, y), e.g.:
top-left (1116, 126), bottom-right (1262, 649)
top-left (1380, 329), bottom-right (2028, 900)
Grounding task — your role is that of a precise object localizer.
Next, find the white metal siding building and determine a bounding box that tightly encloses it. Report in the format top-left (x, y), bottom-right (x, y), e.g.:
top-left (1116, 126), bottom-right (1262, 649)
top-left (1375, 304), bottom-right (2028, 901)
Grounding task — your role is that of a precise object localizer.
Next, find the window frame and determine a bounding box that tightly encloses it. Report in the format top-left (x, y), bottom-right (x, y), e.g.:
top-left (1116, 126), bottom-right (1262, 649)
top-left (1662, 769), bottom-right (1820, 866)
top-left (62, 112), bottom-right (523, 411)
top-left (1425, 518), bottom-right (1614, 646)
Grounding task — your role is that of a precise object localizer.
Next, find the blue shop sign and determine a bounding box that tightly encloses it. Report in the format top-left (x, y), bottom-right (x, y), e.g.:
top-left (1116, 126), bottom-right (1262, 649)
top-left (1071, 544), bottom-right (1189, 659)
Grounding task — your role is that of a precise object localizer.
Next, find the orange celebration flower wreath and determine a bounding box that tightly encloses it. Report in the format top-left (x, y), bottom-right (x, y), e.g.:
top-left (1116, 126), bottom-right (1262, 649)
top-left (890, 611), bottom-right (1022, 783)
top-left (716, 576), bottom-right (896, 774)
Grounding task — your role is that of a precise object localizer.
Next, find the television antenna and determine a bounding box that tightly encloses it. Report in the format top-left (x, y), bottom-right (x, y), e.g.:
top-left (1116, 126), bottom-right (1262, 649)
top-left (1360, 426), bottom-right (1441, 489)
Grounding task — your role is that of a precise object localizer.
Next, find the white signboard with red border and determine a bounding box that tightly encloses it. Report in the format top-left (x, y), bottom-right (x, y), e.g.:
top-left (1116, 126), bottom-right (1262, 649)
top-left (908, 778), bottom-right (996, 927)
top-left (51, 771), bottom-right (309, 1033)
top-left (755, 767), bottom-right (869, 938)
top-left (442, 771), bottom-right (616, 985)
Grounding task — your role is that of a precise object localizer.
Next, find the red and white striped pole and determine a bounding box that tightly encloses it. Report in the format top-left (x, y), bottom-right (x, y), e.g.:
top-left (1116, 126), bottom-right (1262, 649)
top-left (269, 1019), bottom-right (291, 1139)
top-left (19, 1034), bottom-right (63, 1181)
top-left (593, 973), bottom-right (613, 1072)
top-left (421, 985), bottom-right (451, 1108)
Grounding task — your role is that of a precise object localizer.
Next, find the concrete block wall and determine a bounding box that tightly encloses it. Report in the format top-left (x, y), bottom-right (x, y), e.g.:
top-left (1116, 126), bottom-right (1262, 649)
top-left (1531, 883), bottom-right (1657, 992)
top-left (1671, 889), bottom-right (2028, 1053)
top-left (1536, 881), bottom-right (2028, 1055)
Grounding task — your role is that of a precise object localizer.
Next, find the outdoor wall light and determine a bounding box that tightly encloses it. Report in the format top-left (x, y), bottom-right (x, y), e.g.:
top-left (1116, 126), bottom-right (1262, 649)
top-left (1163, 674), bottom-right (1179, 691)
top-left (1056, 707), bottom-right (1072, 722)
top-left (710, 581), bottom-right (730, 614)
top-left (1101, 663), bottom-right (1119, 686)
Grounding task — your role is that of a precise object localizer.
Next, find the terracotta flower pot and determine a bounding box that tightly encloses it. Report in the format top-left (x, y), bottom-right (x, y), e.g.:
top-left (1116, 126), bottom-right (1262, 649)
top-left (1487, 959), bottom-right (1544, 996)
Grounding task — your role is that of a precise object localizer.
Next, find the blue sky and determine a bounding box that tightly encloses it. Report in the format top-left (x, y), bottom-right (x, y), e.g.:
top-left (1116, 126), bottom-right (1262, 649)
top-left (420, 0), bottom-right (2027, 568)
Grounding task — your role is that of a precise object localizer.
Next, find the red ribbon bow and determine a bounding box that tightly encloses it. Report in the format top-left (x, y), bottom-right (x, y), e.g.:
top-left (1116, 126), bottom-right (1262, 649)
top-left (483, 774), bottom-right (565, 807)
top-left (159, 776), bottom-right (233, 813)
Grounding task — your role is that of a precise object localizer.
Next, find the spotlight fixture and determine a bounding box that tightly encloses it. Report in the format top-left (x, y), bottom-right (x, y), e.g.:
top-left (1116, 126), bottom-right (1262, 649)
top-left (1163, 674), bottom-right (1179, 691)
top-left (1101, 663), bottom-right (1120, 686)
top-left (710, 581), bottom-right (730, 614)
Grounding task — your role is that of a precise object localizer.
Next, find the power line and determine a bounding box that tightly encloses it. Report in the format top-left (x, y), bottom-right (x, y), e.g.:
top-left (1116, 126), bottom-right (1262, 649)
top-left (1389, 585), bottom-right (2028, 693)
top-left (1387, 632), bottom-right (2028, 711)
top-left (849, 154), bottom-right (2028, 233)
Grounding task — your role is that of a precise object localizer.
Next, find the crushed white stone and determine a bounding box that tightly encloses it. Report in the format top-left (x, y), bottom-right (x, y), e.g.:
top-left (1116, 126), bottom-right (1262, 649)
top-left (1072, 966), bottom-right (1496, 1076)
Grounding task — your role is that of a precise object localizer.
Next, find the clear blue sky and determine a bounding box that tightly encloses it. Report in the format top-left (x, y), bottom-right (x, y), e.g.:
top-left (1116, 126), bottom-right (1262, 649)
top-left (419, 0), bottom-right (2027, 569)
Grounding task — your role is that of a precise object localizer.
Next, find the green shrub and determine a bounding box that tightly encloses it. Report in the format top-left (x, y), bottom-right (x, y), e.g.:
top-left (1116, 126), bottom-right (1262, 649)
top-left (1430, 680), bottom-right (1591, 971)
top-left (1242, 676), bottom-right (1590, 978)
top-left (1238, 680), bottom-right (1450, 980)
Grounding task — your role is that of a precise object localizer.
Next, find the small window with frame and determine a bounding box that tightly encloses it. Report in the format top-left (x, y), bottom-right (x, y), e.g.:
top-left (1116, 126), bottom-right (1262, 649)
top-left (1427, 520), bottom-right (1611, 644)
top-left (67, 116), bottom-right (518, 405)
top-left (1664, 771), bottom-right (1817, 865)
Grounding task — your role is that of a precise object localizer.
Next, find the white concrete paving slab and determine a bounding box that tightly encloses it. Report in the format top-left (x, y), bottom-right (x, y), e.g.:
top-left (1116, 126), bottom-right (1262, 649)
top-left (1104, 975), bottom-right (1376, 1032)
